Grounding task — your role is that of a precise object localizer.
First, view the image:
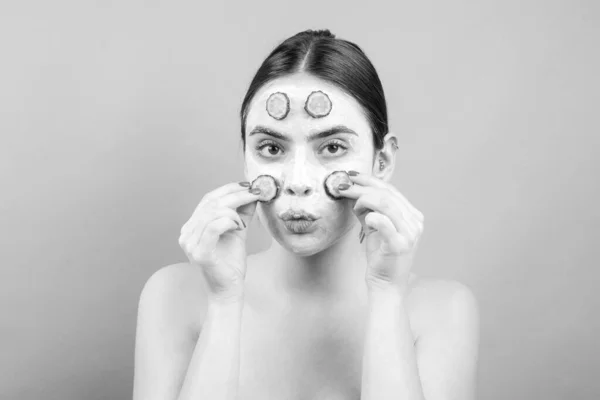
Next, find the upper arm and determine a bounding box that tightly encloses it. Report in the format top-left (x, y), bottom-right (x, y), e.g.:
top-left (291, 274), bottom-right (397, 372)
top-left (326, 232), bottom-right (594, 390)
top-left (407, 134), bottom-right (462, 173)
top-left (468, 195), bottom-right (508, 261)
top-left (415, 281), bottom-right (480, 400)
top-left (132, 263), bottom-right (207, 400)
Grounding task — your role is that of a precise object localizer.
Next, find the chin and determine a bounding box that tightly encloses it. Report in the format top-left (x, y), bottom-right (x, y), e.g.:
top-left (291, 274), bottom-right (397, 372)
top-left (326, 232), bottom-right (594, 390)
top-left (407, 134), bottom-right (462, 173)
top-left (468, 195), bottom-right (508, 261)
top-left (271, 222), bottom-right (354, 258)
top-left (274, 235), bottom-right (330, 257)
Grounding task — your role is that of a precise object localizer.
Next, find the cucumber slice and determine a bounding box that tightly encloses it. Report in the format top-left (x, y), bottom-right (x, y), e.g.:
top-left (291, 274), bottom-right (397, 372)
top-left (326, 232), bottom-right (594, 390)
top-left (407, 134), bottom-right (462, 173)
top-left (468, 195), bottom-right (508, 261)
top-left (251, 174), bottom-right (280, 203)
top-left (304, 90), bottom-right (332, 118)
top-left (324, 170), bottom-right (352, 200)
top-left (266, 92), bottom-right (290, 120)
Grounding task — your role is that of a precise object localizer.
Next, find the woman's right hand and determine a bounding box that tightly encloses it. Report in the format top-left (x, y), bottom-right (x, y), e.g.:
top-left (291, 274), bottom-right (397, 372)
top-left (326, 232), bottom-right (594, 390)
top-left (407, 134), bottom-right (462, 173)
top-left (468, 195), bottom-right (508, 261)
top-left (178, 181), bottom-right (261, 303)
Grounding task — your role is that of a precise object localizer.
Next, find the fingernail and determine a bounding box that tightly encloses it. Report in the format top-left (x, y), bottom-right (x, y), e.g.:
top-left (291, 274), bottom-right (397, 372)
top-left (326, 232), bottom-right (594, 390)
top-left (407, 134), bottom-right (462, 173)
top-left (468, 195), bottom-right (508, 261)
top-left (239, 181), bottom-right (250, 187)
top-left (348, 170), bottom-right (359, 176)
top-left (338, 183), bottom-right (350, 190)
top-left (250, 188), bottom-right (261, 195)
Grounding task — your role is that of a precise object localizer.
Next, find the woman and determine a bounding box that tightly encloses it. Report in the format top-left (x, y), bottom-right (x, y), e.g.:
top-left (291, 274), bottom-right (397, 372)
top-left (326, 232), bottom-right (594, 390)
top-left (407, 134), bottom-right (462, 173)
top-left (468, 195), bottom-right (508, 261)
top-left (133, 29), bottom-right (479, 400)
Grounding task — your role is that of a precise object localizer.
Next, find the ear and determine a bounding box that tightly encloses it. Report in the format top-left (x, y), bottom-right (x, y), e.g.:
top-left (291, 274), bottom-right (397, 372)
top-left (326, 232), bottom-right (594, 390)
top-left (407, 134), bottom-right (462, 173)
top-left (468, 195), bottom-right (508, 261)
top-left (372, 132), bottom-right (398, 182)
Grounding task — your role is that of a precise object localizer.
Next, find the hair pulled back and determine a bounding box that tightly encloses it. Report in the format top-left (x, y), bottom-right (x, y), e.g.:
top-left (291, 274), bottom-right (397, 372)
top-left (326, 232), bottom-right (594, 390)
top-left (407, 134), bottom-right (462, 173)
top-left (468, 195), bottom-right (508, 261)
top-left (240, 29), bottom-right (388, 152)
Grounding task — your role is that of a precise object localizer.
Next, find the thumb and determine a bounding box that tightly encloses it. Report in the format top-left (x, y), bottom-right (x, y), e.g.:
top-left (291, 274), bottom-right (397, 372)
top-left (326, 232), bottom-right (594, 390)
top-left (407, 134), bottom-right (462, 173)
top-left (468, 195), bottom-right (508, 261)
top-left (237, 199), bottom-right (258, 229)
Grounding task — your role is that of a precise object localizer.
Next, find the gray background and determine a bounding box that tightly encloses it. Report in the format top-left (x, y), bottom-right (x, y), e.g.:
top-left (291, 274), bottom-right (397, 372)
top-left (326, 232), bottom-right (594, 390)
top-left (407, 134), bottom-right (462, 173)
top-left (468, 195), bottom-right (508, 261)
top-left (1, 1), bottom-right (598, 399)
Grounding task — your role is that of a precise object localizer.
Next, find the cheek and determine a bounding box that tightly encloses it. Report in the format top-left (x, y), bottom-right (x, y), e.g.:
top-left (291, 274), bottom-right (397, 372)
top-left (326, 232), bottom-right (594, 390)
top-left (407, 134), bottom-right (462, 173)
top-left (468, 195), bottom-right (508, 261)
top-left (244, 155), bottom-right (271, 180)
top-left (348, 137), bottom-right (374, 164)
top-left (315, 199), bottom-right (356, 238)
top-left (330, 199), bottom-right (355, 222)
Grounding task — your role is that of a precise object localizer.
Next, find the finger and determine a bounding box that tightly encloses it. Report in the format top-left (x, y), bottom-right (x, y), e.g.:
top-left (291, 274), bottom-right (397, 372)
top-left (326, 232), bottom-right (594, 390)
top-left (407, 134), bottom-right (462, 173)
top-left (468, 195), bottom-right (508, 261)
top-left (353, 192), bottom-right (414, 236)
top-left (185, 183), bottom-right (256, 226)
top-left (364, 209), bottom-right (412, 242)
top-left (202, 181), bottom-right (253, 204)
top-left (386, 187), bottom-right (424, 222)
top-left (220, 189), bottom-right (262, 211)
top-left (194, 217), bottom-right (240, 264)
top-left (194, 208), bottom-right (245, 240)
top-left (179, 228), bottom-right (195, 250)
top-left (180, 228), bottom-right (202, 257)
top-left (221, 189), bottom-right (262, 228)
top-left (236, 197), bottom-right (258, 228)
top-left (179, 225), bottom-right (202, 257)
top-left (337, 182), bottom-right (418, 230)
top-left (347, 172), bottom-right (424, 222)
top-left (332, 180), bottom-right (370, 200)
top-left (336, 184), bottom-right (416, 237)
top-left (183, 188), bottom-right (259, 233)
top-left (182, 207), bottom-right (244, 235)
top-left (360, 189), bottom-right (422, 236)
top-left (180, 211), bottom-right (243, 255)
top-left (344, 189), bottom-right (387, 235)
top-left (346, 171), bottom-right (388, 189)
top-left (364, 212), bottom-right (405, 254)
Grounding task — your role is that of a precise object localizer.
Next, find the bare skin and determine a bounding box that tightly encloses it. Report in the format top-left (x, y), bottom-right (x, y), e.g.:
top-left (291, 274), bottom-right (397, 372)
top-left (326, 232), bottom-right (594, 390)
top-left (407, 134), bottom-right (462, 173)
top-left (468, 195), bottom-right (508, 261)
top-left (133, 73), bottom-right (479, 399)
top-left (133, 230), bottom-right (478, 400)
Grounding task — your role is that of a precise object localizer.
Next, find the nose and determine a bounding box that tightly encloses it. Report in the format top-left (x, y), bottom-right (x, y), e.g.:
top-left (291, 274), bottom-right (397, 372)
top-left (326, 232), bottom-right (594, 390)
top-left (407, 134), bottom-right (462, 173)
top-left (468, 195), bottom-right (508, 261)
top-left (284, 182), bottom-right (313, 196)
top-left (283, 153), bottom-right (316, 197)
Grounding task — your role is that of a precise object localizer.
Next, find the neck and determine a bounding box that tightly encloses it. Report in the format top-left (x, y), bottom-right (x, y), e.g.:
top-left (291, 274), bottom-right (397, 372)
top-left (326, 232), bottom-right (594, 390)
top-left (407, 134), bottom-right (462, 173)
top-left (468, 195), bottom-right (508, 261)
top-left (265, 222), bottom-right (368, 302)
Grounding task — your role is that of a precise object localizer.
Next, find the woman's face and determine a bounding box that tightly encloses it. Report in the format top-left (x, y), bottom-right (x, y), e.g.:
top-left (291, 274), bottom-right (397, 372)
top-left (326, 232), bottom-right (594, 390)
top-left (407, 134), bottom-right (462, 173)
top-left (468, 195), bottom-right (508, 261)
top-left (244, 73), bottom-right (375, 257)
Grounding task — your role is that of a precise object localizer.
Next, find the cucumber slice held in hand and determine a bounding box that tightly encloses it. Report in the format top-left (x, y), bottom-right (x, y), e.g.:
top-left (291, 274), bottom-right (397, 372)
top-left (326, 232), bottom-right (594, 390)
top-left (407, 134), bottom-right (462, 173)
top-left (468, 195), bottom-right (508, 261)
top-left (250, 174), bottom-right (280, 203)
top-left (324, 170), bottom-right (353, 200)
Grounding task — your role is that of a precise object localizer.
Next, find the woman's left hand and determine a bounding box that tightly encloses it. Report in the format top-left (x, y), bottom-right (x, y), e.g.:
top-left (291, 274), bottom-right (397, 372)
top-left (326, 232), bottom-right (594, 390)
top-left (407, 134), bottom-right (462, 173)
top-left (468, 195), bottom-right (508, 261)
top-left (338, 171), bottom-right (424, 293)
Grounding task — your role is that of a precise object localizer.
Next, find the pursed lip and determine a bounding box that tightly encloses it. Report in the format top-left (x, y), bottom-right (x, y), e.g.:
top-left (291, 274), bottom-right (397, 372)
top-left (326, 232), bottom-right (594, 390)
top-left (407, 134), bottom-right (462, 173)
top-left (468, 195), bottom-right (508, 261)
top-left (278, 210), bottom-right (320, 221)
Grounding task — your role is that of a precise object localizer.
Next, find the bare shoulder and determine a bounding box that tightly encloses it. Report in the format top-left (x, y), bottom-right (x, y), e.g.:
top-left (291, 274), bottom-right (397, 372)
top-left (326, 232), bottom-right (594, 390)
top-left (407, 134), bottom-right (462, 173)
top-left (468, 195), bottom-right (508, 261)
top-left (138, 262), bottom-right (208, 334)
top-left (404, 277), bottom-right (480, 399)
top-left (134, 264), bottom-right (213, 399)
top-left (406, 275), bottom-right (480, 339)
top-left (137, 254), bottom-right (263, 333)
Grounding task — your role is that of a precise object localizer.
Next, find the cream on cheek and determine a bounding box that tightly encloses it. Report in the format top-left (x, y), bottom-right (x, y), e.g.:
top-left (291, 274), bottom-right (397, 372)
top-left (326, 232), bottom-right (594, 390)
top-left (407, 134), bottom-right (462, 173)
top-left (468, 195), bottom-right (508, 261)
top-left (244, 95), bottom-right (373, 247)
top-left (244, 146), bottom-right (359, 250)
top-left (244, 149), bottom-right (278, 181)
top-left (314, 139), bottom-right (370, 240)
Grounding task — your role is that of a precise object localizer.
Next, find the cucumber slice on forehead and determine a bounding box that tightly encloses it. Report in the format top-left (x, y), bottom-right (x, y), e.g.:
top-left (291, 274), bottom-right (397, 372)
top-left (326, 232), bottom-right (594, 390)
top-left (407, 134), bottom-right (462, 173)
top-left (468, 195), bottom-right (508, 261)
top-left (251, 175), bottom-right (280, 203)
top-left (324, 170), bottom-right (353, 200)
top-left (266, 92), bottom-right (290, 120)
top-left (304, 90), bottom-right (332, 118)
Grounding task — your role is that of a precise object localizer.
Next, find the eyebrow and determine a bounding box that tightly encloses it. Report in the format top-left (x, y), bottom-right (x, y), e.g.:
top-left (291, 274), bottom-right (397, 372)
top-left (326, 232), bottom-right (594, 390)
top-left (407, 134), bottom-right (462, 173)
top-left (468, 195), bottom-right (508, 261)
top-left (248, 125), bottom-right (358, 141)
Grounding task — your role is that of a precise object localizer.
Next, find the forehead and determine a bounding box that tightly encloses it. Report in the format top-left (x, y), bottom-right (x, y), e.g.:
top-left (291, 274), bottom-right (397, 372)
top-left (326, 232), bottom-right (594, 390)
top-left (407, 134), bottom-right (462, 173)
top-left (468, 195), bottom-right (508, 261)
top-left (245, 74), bottom-right (370, 136)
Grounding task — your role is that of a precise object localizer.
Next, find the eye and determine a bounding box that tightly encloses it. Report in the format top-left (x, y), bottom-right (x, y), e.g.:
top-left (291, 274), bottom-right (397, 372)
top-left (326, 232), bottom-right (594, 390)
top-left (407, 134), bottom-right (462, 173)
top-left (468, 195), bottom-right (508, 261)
top-left (256, 140), bottom-right (283, 158)
top-left (321, 140), bottom-right (348, 157)
top-left (255, 139), bottom-right (349, 159)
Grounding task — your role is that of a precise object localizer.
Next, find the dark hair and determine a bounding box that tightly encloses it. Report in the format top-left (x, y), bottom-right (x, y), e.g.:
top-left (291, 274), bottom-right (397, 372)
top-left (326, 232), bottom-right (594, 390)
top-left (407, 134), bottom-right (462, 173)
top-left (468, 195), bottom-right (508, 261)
top-left (240, 29), bottom-right (388, 154)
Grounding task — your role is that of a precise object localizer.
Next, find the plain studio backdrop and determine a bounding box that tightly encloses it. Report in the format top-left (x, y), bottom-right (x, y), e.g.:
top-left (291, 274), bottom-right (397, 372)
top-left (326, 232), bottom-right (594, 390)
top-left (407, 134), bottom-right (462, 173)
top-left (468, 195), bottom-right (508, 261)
top-left (1, 1), bottom-right (598, 399)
